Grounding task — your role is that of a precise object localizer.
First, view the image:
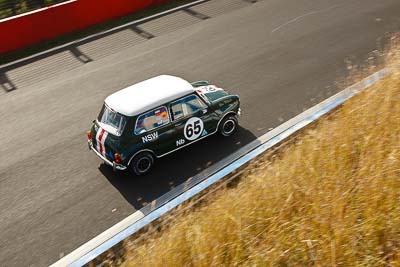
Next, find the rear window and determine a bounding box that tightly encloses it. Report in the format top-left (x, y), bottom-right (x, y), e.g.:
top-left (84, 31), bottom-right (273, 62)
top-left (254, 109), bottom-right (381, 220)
top-left (98, 104), bottom-right (127, 136)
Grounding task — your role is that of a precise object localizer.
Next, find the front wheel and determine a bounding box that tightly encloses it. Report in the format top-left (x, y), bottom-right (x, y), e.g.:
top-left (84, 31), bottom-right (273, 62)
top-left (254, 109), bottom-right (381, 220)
top-left (129, 152), bottom-right (155, 176)
top-left (218, 115), bottom-right (238, 137)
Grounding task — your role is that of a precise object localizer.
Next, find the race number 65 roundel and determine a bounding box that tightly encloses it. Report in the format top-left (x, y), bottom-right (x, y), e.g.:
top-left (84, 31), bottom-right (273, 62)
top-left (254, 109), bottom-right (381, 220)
top-left (184, 117), bottom-right (204, 141)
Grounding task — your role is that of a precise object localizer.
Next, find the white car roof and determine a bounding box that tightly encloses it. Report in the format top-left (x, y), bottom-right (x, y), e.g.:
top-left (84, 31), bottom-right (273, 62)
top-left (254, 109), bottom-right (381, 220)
top-left (105, 75), bottom-right (195, 117)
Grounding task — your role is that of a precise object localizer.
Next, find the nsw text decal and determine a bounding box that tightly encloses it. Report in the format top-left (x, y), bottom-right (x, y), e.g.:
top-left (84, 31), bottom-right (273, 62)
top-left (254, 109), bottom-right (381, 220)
top-left (142, 132), bottom-right (158, 143)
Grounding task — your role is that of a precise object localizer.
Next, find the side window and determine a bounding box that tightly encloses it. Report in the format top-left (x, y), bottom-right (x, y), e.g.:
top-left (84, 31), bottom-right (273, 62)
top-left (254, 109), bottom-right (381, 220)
top-left (170, 95), bottom-right (206, 121)
top-left (134, 106), bottom-right (169, 135)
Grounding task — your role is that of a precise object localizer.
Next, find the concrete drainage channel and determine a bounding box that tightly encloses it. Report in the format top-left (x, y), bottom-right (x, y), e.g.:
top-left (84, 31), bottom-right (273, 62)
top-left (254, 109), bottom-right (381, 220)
top-left (50, 68), bottom-right (390, 267)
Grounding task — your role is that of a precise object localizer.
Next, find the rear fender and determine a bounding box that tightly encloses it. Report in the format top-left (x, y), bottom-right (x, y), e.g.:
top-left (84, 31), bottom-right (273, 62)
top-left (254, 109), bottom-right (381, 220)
top-left (127, 149), bottom-right (157, 167)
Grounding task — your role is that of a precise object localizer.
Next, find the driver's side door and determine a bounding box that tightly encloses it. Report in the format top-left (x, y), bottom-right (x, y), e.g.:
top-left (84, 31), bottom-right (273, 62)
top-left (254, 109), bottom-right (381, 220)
top-left (166, 94), bottom-right (214, 153)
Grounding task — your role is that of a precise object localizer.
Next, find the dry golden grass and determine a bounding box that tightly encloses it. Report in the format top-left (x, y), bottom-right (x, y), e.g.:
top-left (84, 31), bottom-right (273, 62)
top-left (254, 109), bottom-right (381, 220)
top-left (123, 50), bottom-right (400, 267)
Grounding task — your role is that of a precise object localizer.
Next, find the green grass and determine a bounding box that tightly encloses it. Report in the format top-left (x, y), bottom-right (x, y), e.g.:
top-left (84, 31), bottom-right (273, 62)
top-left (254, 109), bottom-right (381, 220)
top-left (0, 0), bottom-right (198, 65)
top-left (119, 47), bottom-right (400, 266)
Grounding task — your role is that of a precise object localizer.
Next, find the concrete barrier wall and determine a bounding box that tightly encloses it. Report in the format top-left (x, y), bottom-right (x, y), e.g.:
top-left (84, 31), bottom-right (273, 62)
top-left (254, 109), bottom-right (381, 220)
top-left (0, 0), bottom-right (169, 54)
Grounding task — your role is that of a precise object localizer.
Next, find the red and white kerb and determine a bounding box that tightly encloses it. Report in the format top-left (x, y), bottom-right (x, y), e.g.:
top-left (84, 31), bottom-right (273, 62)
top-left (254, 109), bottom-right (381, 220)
top-left (96, 128), bottom-right (108, 157)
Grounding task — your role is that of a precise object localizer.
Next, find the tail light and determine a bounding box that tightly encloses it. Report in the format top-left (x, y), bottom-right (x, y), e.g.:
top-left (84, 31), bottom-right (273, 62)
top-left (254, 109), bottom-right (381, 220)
top-left (114, 153), bottom-right (121, 164)
top-left (87, 131), bottom-right (91, 141)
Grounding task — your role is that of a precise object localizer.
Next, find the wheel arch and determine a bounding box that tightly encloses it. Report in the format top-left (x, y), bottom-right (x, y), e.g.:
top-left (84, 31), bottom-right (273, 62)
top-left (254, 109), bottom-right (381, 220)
top-left (216, 111), bottom-right (238, 131)
top-left (127, 149), bottom-right (157, 167)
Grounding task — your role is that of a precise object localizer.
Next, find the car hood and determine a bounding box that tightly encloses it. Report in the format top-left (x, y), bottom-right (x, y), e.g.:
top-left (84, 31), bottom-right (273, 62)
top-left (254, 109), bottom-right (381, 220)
top-left (195, 85), bottom-right (230, 102)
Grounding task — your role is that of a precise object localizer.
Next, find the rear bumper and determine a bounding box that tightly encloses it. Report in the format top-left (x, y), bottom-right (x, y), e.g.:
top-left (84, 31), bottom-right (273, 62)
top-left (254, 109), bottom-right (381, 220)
top-left (88, 140), bottom-right (127, 171)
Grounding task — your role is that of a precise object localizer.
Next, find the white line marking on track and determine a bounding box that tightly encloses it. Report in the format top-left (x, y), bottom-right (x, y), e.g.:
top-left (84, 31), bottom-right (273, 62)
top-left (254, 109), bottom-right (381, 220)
top-left (271, 4), bottom-right (343, 34)
top-left (50, 210), bottom-right (145, 267)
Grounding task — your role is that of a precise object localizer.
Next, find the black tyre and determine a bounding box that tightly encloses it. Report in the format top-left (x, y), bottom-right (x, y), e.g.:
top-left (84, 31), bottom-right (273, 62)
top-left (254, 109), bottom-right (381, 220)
top-left (129, 152), bottom-right (155, 176)
top-left (218, 115), bottom-right (238, 137)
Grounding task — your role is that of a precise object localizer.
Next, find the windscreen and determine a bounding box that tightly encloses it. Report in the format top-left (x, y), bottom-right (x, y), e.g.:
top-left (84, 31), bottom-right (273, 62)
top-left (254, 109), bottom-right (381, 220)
top-left (97, 104), bottom-right (127, 136)
top-left (203, 90), bottom-right (229, 102)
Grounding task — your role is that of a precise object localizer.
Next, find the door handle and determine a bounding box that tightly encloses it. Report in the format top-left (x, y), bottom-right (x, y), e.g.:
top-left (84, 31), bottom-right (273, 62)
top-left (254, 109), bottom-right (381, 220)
top-left (174, 122), bottom-right (183, 127)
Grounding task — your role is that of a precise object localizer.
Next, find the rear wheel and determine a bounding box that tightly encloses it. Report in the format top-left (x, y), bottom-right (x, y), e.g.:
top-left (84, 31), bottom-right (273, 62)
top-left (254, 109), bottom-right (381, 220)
top-left (129, 152), bottom-right (155, 176)
top-left (219, 115), bottom-right (238, 137)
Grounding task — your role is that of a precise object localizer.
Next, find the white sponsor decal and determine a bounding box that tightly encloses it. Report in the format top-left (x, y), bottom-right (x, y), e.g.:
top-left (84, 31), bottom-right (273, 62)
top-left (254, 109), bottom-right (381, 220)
top-left (142, 132), bottom-right (158, 143)
top-left (184, 117), bottom-right (204, 141)
top-left (197, 85), bottom-right (223, 94)
top-left (176, 139), bottom-right (185, 147)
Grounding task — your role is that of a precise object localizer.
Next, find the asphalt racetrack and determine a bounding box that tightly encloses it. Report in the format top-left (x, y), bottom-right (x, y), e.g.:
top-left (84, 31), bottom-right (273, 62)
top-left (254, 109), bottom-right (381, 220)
top-left (1, 0), bottom-right (400, 266)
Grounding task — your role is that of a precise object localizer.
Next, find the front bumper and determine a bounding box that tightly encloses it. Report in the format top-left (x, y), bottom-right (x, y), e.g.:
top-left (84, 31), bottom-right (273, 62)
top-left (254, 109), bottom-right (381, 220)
top-left (88, 140), bottom-right (127, 171)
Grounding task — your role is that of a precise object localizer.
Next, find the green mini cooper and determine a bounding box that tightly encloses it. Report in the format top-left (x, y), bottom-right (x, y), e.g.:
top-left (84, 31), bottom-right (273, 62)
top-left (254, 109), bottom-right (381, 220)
top-left (87, 75), bottom-right (240, 175)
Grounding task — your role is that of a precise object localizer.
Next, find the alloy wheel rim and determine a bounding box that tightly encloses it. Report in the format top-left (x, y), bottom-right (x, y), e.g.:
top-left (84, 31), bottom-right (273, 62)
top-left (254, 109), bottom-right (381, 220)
top-left (223, 120), bottom-right (235, 135)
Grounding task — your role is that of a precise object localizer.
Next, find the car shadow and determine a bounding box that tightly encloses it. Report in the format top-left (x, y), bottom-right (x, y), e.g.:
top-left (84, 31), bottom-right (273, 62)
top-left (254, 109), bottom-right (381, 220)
top-left (99, 126), bottom-right (257, 210)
